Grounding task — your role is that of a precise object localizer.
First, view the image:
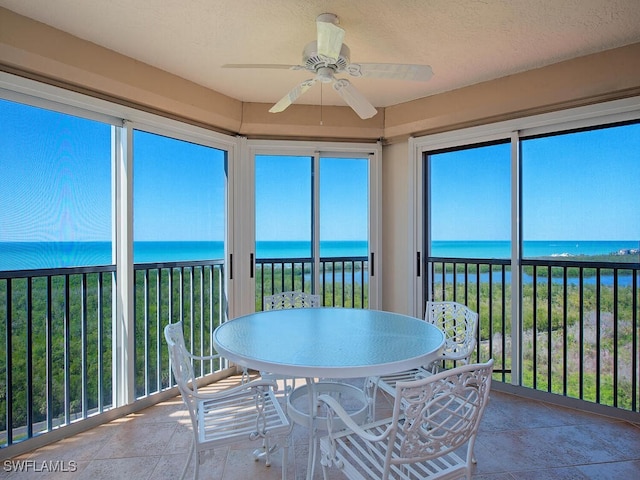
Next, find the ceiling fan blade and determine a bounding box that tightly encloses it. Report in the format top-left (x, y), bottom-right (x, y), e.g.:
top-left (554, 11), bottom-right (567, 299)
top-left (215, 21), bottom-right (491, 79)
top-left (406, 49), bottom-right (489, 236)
top-left (316, 13), bottom-right (345, 61)
top-left (332, 78), bottom-right (377, 119)
top-left (346, 63), bottom-right (434, 82)
top-left (269, 79), bottom-right (317, 113)
top-left (222, 63), bottom-right (301, 70)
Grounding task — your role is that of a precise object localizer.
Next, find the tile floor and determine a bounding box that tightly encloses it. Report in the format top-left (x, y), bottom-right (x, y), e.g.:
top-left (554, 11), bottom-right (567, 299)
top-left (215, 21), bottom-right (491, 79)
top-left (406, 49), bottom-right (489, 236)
top-left (4, 374), bottom-right (640, 479)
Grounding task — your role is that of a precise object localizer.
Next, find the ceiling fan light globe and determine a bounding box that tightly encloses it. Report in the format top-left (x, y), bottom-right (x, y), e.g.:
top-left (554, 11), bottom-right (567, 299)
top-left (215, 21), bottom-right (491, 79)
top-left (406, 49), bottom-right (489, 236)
top-left (316, 67), bottom-right (334, 83)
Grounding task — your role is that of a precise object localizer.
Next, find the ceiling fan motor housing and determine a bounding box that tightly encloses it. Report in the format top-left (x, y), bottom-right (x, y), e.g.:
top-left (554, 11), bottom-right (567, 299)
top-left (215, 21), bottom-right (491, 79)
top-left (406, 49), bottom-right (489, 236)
top-left (303, 41), bottom-right (350, 74)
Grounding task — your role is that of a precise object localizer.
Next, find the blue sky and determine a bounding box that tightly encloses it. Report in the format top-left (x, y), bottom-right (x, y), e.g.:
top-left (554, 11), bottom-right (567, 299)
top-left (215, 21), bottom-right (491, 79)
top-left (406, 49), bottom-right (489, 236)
top-left (0, 99), bottom-right (369, 244)
top-left (521, 126), bottom-right (640, 241)
top-left (255, 154), bottom-right (369, 241)
top-left (133, 130), bottom-right (226, 241)
top-left (430, 123), bottom-right (640, 241)
top-left (0, 101), bottom-right (112, 242)
top-left (1, 98), bottom-right (639, 248)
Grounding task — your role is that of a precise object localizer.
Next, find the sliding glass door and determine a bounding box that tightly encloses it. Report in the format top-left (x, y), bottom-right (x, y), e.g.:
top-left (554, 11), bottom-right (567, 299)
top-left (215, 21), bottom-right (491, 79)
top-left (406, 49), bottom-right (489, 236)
top-left (249, 142), bottom-right (380, 311)
top-left (414, 109), bottom-right (640, 412)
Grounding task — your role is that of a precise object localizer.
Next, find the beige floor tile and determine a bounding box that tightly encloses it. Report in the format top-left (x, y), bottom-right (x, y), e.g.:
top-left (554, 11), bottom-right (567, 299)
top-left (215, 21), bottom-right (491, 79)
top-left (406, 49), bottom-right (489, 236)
top-left (5, 376), bottom-right (640, 480)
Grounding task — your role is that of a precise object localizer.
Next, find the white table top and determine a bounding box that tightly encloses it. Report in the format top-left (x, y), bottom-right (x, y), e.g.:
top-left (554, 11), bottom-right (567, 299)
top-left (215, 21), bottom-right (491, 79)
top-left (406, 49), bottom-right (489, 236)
top-left (213, 308), bottom-right (445, 378)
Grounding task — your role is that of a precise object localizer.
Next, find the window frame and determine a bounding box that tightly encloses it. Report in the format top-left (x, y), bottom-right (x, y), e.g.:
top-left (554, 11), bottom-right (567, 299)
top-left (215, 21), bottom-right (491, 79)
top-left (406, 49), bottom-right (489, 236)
top-left (409, 96), bottom-right (640, 317)
top-left (0, 72), bottom-right (238, 406)
top-left (410, 96), bottom-right (640, 387)
top-left (237, 139), bottom-right (382, 316)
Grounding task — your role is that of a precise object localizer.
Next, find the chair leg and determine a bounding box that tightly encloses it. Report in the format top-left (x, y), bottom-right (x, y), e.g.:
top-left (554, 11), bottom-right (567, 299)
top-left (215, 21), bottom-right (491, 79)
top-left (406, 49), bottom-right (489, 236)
top-left (364, 376), bottom-right (379, 421)
top-left (468, 436), bottom-right (478, 464)
top-left (253, 441), bottom-right (276, 466)
top-left (193, 449), bottom-right (200, 480)
top-left (181, 438), bottom-right (195, 480)
top-left (321, 463), bottom-right (330, 480)
top-left (281, 440), bottom-right (289, 480)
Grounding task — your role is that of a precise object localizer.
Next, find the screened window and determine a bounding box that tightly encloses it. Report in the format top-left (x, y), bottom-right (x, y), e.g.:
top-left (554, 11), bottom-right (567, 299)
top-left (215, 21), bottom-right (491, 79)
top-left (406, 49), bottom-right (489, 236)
top-left (253, 152), bottom-right (371, 308)
top-left (132, 130), bottom-right (226, 263)
top-left (521, 122), bottom-right (640, 261)
top-left (0, 99), bottom-right (112, 270)
top-left (427, 142), bottom-right (511, 259)
top-left (319, 157), bottom-right (369, 258)
top-left (254, 155), bottom-right (312, 259)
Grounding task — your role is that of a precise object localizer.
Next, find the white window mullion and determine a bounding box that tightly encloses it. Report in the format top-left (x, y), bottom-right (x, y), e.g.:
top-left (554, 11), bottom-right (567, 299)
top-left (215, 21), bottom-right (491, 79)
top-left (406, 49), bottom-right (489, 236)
top-left (367, 143), bottom-right (382, 310)
top-left (510, 131), bottom-right (522, 386)
top-left (230, 136), bottom-right (255, 318)
top-left (312, 151), bottom-right (321, 295)
top-left (407, 136), bottom-right (423, 316)
top-left (113, 120), bottom-right (135, 406)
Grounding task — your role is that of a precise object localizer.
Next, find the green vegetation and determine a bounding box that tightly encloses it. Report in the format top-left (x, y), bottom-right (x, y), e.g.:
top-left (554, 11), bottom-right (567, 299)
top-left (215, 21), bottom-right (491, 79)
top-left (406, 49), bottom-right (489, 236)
top-left (432, 261), bottom-right (638, 411)
top-left (1, 256), bottom-right (637, 443)
top-left (255, 262), bottom-right (368, 310)
top-left (132, 266), bottom-right (226, 397)
top-left (0, 262), bottom-right (368, 440)
top-left (0, 273), bottom-right (113, 436)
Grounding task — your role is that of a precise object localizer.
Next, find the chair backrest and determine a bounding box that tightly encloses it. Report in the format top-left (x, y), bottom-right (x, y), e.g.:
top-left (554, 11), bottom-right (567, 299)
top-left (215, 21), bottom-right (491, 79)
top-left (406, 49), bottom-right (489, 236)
top-left (264, 291), bottom-right (321, 310)
top-left (426, 301), bottom-right (478, 363)
top-left (390, 359), bottom-right (494, 465)
top-left (164, 321), bottom-right (199, 426)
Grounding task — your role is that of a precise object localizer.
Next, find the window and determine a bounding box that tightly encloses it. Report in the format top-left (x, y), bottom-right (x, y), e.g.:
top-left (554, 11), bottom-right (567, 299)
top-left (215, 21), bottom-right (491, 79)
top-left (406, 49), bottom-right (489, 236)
top-left (254, 155), bottom-right (312, 259)
top-left (0, 99), bottom-right (112, 270)
top-left (427, 142), bottom-right (511, 259)
top-left (319, 157), bottom-right (369, 257)
top-left (254, 154), bottom-right (369, 259)
top-left (415, 105), bottom-right (640, 411)
top-left (133, 130), bottom-right (227, 263)
top-left (252, 149), bottom-right (375, 309)
top-left (521, 123), bottom-right (640, 261)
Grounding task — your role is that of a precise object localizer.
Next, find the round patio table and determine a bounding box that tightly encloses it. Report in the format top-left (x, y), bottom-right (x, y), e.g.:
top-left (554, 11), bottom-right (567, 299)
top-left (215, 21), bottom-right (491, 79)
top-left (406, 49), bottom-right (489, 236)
top-left (213, 307), bottom-right (445, 479)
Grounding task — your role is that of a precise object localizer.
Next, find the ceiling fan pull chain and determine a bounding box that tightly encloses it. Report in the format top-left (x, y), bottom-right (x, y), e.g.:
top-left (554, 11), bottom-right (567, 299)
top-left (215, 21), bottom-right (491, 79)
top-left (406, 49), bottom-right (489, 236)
top-left (320, 83), bottom-right (323, 126)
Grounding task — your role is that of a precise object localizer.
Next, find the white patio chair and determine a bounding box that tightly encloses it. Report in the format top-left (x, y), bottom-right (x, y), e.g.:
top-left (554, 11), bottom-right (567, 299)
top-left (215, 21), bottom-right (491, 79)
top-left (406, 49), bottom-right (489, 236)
top-left (261, 291), bottom-right (321, 394)
top-left (164, 321), bottom-right (291, 480)
top-left (264, 290), bottom-right (321, 310)
top-left (373, 301), bottom-right (479, 399)
top-left (318, 359), bottom-right (494, 480)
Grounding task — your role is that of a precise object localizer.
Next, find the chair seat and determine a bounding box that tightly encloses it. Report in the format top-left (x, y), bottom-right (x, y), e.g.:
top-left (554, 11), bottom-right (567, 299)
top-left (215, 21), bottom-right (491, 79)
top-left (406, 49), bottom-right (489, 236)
top-left (198, 386), bottom-right (290, 446)
top-left (319, 417), bottom-right (468, 480)
top-left (373, 367), bottom-right (432, 397)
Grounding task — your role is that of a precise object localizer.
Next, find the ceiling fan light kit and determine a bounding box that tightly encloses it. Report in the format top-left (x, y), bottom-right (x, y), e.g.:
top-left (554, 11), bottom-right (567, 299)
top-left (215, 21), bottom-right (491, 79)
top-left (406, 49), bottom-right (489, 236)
top-left (223, 13), bottom-right (433, 119)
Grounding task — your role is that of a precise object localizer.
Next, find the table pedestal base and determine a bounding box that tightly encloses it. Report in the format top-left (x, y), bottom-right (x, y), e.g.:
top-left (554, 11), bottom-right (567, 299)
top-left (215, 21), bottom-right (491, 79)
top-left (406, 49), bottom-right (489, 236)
top-left (287, 381), bottom-right (369, 480)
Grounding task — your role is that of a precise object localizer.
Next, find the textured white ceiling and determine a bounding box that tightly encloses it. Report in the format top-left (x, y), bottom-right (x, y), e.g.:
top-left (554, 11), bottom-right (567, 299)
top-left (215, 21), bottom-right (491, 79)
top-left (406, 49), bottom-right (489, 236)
top-left (2, 0), bottom-right (640, 109)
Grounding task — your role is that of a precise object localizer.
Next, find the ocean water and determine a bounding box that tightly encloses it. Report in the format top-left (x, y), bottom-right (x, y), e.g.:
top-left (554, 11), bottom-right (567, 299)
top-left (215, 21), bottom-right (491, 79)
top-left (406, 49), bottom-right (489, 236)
top-left (431, 240), bottom-right (640, 259)
top-left (0, 240), bottom-right (637, 271)
top-left (0, 240), bottom-right (368, 271)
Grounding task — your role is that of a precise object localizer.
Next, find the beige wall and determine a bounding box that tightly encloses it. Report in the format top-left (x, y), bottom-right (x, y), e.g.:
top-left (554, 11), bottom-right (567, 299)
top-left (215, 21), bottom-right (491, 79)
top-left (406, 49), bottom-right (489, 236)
top-left (380, 142), bottom-right (412, 314)
top-left (384, 42), bottom-right (640, 143)
top-left (2, 6), bottom-right (640, 310)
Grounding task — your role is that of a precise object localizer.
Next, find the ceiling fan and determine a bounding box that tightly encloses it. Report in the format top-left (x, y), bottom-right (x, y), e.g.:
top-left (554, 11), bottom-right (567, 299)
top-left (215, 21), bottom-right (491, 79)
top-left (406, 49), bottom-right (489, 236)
top-left (223, 13), bottom-right (434, 119)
